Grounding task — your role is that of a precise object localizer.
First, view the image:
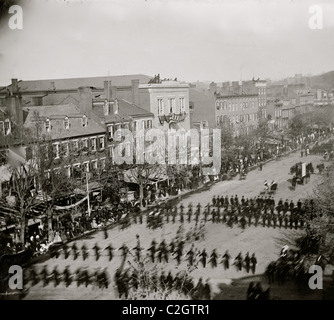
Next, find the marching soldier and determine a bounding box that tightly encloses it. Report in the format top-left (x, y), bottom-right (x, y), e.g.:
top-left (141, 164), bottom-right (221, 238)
top-left (209, 249), bottom-right (218, 268)
top-left (63, 265), bottom-right (72, 287)
top-left (72, 242), bottom-right (79, 260)
top-left (244, 252), bottom-right (251, 273)
top-left (234, 252), bottom-right (243, 271)
top-left (222, 250), bottom-right (231, 270)
top-left (251, 253), bottom-right (257, 274)
top-left (148, 239), bottom-right (157, 263)
top-left (187, 207), bottom-right (192, 223)
top-left (40, 265), bottom-right (49, 287)
top-left (81, 243), bottom-right (88, 261)
top-left (53, 265), bottom-right (61, 287)
top-left (105, 243), bottom-right (114, 261)
top-left (63, 243), bottom-right (69, 259)
top-left (29, 266), bottom-right (39, 286)
top-left (186, 244), bottom-right (195, 266)
top-left (93, 242), bottom-right (101, 261)
top-left (199, 248), bottom-right (208, 268)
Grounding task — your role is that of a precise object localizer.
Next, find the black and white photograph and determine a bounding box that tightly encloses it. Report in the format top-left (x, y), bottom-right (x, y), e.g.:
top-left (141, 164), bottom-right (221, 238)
top-left (1, 0), bottom-right (334, 304)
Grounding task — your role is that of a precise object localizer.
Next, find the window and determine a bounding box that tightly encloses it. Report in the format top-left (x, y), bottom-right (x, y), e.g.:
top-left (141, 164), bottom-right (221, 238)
top-left (61, 142), bottom-right (69, 157)
top-left (82, 115), bottom-right (87, 127)
top-left (179, 97), bottom-right (185, 113)
top-left (81, 138), bottom-right (88, 152)
top-left (72, 140), bottom-right (79, 153)
top-left (98, 136), bottom-right (105, 150)
top-left (52, 143), bottom-right (60, 159)
top-left (142, 120), bottom-right (146, 130)
top-left (108, 125), bottom-right (113, 139)
top-left (72, 164), bottom-right (81, 179)
top-left (91, 160), bottom-right (98, 171)
top-left (64, 166), bottom-right (71, 177)
top-left (158, 98), bottom-right (164, 115)
top-left (168, 98), bottom-right (175, 113)
top-left (147, 120), bottom-right (153, 129)
top-left (91, 137), bottom-right (97, 152)
top-left (83, 161), bottom-right (89, 173)
top-left (217, 116), bottom-right (220, 125)
top-left (64, 117), bottom-right (69, 129)
top-left (133, 121), bottom-right (138, 131)
top-left (100, 158), bottom-right (106, 170)
top-left (0, 121), bottom-right (4, 135)
top-left (45, 118), bottom-right (50, 132)
top-left (216, 101), bottom-right (220, 110)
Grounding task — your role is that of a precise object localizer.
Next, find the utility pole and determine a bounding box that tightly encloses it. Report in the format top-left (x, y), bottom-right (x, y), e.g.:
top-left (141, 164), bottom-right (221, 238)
top-left (86, 172), bottom-right (91, 217)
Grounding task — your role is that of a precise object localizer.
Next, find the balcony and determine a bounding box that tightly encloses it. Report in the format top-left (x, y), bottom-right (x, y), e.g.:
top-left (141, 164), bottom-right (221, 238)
top-left (158, 112), bottom-right (187, 125)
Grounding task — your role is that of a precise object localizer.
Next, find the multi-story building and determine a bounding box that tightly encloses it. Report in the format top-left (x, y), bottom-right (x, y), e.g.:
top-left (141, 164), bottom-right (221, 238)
top-left (215, 93), bottom-right (260, 136)
top-left (189, 85), bottom-right (216, 130)
top-left (138, 80), bottom-right (191, 131)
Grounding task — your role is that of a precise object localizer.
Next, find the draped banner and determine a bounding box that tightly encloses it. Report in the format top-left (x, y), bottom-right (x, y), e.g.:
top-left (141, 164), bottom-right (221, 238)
top-left (54, 196), bottom-right (88, 210)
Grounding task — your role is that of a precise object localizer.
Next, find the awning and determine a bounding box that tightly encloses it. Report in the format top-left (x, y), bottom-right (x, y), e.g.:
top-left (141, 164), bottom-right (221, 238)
top-left (73, 181), bottom-right (103, 195)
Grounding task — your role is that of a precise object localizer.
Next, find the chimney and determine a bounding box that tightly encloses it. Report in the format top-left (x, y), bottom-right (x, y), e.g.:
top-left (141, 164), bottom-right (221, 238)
top-left (6, 79), bottom-right (23, 126)
top-left (50, 81), bottom-right (56, 91)
top-left (78, 86), bottom-right (93, 118)
top-left (209, 82), bottom-right (217, 94)
top-left (11, 78), bottom-right (18, 94)
top-left (7, 96), bottom-right (23, 127)
top-left (103, 80), bottom-right (117, 101)
top-left (131, 79), bottom-right (140, 106)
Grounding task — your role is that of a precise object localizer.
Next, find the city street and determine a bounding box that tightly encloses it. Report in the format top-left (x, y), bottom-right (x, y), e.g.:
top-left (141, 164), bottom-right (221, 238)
top-left (24, 150), bottom-right (328, 300)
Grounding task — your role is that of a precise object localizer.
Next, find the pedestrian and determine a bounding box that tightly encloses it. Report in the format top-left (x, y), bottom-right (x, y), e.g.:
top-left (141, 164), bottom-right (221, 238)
top-left (103, 227), bottom-right (108, 240)
top-left (194, 277), bottom-right (204, 300)
top-left (203, 279), bottom-right (211, 300)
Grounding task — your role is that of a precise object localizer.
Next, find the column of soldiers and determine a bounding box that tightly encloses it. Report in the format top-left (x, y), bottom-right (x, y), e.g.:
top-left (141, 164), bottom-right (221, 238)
top-left (114, 268), bottom-right (210, 300)
top-left (28, 264), bottom-right (110, 289)
top-left (139, 196), bottom-right (306, 231)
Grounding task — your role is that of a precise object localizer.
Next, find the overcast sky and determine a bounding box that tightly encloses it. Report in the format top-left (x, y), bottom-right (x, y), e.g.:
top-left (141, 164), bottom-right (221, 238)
top-left (0, 0), bottom-right (334, 86)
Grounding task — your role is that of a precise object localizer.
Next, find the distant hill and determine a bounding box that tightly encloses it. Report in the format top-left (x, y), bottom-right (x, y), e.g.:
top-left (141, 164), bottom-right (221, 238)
top-left (271, 71), bottom-right (334, 92)
top-left (308, 71), bottom-right (334, 91)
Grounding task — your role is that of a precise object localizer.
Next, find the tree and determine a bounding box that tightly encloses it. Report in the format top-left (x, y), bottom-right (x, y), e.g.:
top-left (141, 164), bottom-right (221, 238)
top-left (304, 162), bottom-right (334, 263)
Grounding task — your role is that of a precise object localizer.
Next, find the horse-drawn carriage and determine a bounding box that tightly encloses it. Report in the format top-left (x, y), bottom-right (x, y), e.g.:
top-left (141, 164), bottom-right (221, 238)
top-left (260, 180), bottom-right (278, 195)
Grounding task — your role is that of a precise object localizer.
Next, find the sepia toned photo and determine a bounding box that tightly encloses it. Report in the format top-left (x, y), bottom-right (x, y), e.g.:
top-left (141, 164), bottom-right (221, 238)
top-left (0, 0), bottom-right (334, 304)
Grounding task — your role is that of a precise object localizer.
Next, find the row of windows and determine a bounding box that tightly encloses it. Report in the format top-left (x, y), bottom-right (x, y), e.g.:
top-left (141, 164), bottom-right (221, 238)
top-left (216, 100), bottom-right (257, 111)
top-left (217, 113), bottom-right (258, 125)
top-left (26, 136), bottom-right (106, 160)
top-left (157, 97), bottom-right (186, 115)
top-left (44, 157), bottom-right (107, 179)
top-left (45, 116), bottom-right (88, 132)
top-left (107, 120), bottom-right (153, 140)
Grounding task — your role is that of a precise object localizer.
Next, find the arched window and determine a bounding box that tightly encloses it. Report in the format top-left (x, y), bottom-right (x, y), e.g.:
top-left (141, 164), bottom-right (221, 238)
top-left (64, 116), bottom-right (69, 129)
top-left (45, 118), bottom-right (50, 132)
top-left (82, 115), bottom-right (87, 127)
